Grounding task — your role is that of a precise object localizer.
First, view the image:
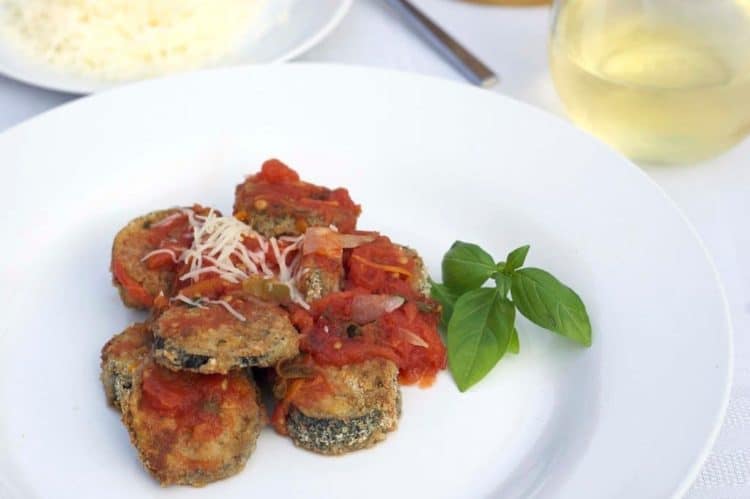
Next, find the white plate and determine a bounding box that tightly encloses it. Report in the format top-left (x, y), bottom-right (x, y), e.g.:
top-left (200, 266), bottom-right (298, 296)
top-left (0, 65), bottom-right (731, 498)
top-left (0, 0), bottom-right (351, 94)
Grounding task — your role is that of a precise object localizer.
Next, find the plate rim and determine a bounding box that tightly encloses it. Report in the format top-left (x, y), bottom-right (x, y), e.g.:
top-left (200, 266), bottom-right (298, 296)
top-left (0, 63), bottom-right (734, 497)
top-left (657, 190), bottom-right (734, 498)
top-left (0, 0), bottom-right (353, 95)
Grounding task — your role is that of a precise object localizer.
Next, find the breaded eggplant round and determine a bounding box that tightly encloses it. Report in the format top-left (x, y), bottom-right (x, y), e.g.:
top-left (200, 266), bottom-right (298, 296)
top-left (278, 359), bottom-right (401, 455)
top-left (233, 159), bottom-right (361, 237)
top-left (347, 237), bottom-right (431, 298)
top-left (153, 298), bottom-right (299, 374)
top-left (401, 245), bottom-right (431, 297)
top-left (297, 253), bottom-right (342, 303)
top-left (123, 359), bottom-right (265, 487)
top-left (111, 209), bottom-right (180, 309)
top-left (100, 322), bottom-right (153, 410)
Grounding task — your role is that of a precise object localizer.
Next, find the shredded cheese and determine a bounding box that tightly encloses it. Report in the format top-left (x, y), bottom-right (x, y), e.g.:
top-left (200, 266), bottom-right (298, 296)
top-left (207, 298), bottom-right (247, 322)
top-left (140, 248), bottom-right (177, 263)
top-left (173, 293), bottom-right (207, 309)
top-left (176, 209), bottom-right (309, 309)
top-left (173, 293), bottom-right (247, 322)
top-left (0, 0), bottom-right (268, 81)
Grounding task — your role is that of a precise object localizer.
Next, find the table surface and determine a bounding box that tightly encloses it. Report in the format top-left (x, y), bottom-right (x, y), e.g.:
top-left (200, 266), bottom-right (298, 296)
top-left (1, 1), bottom-right (747, 497)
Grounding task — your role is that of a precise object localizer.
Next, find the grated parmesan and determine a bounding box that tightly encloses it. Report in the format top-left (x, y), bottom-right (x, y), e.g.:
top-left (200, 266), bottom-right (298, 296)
top-left (173, 293), bottom-right (247, 323)
top-left (140, 248), bottom-right (177, 263)
top-left (0, 0), bottom-right (268, 81)
top-left (175, 209), bottom-right (309, 309)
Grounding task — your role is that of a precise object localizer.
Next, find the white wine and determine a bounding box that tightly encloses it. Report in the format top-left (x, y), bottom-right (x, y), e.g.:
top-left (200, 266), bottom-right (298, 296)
top-left (550, 0), bottom-right (750, 164)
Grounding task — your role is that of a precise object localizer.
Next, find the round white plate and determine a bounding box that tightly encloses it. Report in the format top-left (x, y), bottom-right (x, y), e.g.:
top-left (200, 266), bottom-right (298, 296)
top-left (0, 0), bottom-right (351, 94)
top-left (0, 65), bottom-right (731, 498)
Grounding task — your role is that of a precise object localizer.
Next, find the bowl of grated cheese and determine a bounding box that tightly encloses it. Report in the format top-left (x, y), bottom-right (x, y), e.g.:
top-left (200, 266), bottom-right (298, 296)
top-left (0, 0), bottom-right (352, 94)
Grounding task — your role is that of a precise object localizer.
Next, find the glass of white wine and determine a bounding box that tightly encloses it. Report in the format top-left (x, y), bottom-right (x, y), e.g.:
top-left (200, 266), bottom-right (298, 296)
top-left (550, 0), bottom-right (750, 164)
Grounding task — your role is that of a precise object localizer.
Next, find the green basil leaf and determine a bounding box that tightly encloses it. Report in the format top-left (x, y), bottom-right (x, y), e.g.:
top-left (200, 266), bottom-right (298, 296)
top-left (429, 279), bottom-right (460, 329)
top-left (442, 241), bottom-right (496, 293)
top-left (494, 272), bottom-right (512, 297)
top-left (505, 245), bottom-right (530, 272)
top-left (447, 288), bottom-right (515, 391)
top-left (511, 268), bottom-right (592, 347)
top-left (508, 327), bottom-right (520, 354)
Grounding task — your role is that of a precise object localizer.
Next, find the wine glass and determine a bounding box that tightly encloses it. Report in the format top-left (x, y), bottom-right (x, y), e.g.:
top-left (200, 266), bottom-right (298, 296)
top-left (550, 0), bottom-right (750, 164)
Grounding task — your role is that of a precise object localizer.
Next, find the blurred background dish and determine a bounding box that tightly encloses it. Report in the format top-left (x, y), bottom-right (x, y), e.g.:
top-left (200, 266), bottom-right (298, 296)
top-left (0, 0), bottom-right (352, 94)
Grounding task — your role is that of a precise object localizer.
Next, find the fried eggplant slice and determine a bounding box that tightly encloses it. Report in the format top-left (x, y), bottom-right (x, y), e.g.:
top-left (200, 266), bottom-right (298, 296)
top-left (297, 246), bottom-right (343, 303)
top-left (234, 159), bottom-right (361, 237)
top-left (296, 227), bottom-right (379, 303)
top-left (274, 358), bottom-right (401, 455)
top-left (111, 209), bottom-right (181, 309)
top-left (100, 322), bottom-right (153, 410)
top-left (153, 298), bottom-right (299, 374)
top-left (402, 246), bottom-right (431, 297)
top-left (111, 206), bottom-right (216, 309)
top-left (347, 236), bottom-right (431, 299)
top-left (298, 291), bottom-right (446, 386)
top-left (110, 206), bottom-right (209, 310)
top-left (123, 359), bottom-right (264, 487)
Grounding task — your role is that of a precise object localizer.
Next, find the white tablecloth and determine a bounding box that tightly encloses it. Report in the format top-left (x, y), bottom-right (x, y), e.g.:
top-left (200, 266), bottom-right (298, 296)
top-left (0, 1), bottom-right (747, 496)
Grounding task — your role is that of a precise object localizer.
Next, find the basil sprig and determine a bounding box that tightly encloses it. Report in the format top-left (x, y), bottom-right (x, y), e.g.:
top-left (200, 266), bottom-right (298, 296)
top-left (447, 288), bottom-right (515, 391)
top-left (511, 268), bottom-right (592, 347)
top-left (441, 242), bottom-right (496, 293)
top-left (432, 241), bottom-right (592, 391)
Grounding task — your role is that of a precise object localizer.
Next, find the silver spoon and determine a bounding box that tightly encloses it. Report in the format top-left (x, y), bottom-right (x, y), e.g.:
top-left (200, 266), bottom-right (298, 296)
top-left (384, 0), bottom-right (499, 88)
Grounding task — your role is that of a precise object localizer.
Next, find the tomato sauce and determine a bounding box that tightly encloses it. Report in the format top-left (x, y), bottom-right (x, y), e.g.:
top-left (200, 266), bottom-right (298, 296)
top-left (234, 159), bottom-right (361, 233)
top-left (301, 251), bottom-right (342, 275)
top-left (144, 206), bottom-right (212, 269)
top-left (112, 205), bottom-right (215, 307)
top-left (297, 291), bottom-right (446, 386)
top-left (292, 234), bottom-right (447, 386)
top-left (112, 259), bottom-right (154, 307)
top-left (140, 362), bottom-right (250, 441)
top-left (269, 355), bottom-right (333, 435)
top-left (346, 236), bottom-right (423, 300)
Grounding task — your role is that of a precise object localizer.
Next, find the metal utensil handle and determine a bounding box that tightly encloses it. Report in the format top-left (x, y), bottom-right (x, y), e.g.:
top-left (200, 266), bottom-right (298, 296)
top-left (384, 0), bottom-right (499, 87)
